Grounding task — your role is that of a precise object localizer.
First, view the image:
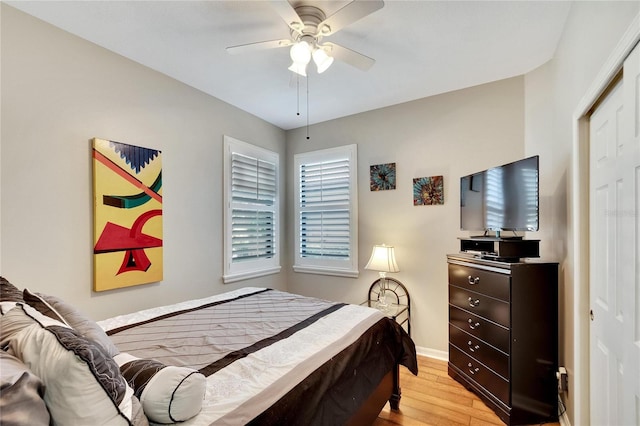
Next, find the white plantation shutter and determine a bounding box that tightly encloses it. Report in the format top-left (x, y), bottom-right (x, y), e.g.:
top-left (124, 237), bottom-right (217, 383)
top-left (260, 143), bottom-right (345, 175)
top-left (300, 210), bottom-right (350, 258)
top-left (231, 153), bottom-right (276, 262)
top-left (300, 158), bottom-right (351, 259)
top-left (294, 145), bottom-right (358, 277)
top-left (224, 136), bottom-right (280, 282)
top-left (231, 209), bottom-right (274, 261)
top-left (231, 153), bottom-right (276, 206)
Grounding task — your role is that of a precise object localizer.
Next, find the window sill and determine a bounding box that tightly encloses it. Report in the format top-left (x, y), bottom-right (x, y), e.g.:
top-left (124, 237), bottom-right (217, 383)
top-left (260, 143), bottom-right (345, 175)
top-left (293, 265), bottom-right (359, 278)
top-left (223, 266), bottom-right (282, 284)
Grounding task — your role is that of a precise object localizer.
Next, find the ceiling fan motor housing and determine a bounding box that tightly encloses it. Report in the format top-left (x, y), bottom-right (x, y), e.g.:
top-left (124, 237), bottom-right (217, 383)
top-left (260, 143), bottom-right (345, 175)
top-left (290, 5), bottom-right (329, 44)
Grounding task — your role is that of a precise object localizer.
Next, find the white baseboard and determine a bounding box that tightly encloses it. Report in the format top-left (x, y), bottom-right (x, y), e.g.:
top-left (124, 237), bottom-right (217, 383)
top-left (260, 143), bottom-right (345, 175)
top-left (415, 345), bottom-right (448, 361)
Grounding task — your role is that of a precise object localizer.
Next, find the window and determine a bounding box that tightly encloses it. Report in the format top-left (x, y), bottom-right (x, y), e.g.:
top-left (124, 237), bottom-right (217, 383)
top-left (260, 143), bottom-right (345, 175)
top-left (223, 136), bottom-right (280, 283)
top-left (294, 144), bottom-right (358, 277)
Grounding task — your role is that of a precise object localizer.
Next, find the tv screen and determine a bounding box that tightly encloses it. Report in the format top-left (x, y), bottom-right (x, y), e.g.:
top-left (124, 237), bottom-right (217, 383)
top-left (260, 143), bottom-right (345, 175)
top-left (460, 156), bottom-right (539, 232)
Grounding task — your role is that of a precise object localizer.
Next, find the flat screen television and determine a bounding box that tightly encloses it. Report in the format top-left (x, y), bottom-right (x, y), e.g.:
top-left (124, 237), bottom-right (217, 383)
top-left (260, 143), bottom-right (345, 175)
top-left (460, 155), bottom-right (539, 233)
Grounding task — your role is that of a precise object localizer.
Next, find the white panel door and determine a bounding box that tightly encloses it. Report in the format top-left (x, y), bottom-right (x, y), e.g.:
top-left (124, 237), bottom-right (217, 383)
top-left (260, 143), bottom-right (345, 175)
top-left (620, 41), bottom-right (640, 426)
top-left (589, 42), bottom-right (640, 426)
top-left (589, 76), bottom-right (624, 426)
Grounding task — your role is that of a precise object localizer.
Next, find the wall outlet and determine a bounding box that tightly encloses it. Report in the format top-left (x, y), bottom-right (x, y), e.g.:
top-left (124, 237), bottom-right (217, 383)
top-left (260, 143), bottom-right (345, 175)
top-left (556, 367), bottom-right (568, 393)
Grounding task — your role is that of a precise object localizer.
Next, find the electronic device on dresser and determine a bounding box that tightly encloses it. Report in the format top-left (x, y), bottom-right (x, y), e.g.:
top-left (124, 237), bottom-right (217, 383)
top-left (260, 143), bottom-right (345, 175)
top-left (458, 237), bottom-right (540, 262)
top-left (447, 254), bottom-right (558, 425)
top-left (460, 155), bottom-right (539, 234)
top-left (459, 155), bottom-right (541, 262)
top-left (451, 156), bottom-right (558, 424)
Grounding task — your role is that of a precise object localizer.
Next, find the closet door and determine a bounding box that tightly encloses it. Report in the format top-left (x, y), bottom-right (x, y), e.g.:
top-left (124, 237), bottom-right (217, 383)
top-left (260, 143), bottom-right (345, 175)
top-left (589, 41), bottom-right (640, 425)
top-left (619, 41), bottom-right (640, 426)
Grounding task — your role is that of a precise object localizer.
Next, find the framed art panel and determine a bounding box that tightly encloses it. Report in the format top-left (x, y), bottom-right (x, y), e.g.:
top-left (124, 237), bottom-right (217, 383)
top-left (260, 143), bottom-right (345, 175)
top-left (92, 138), bottom-right (163, 291)
top-left (370, 163), bottom-right (396, 191)
top-left (413, 175), bottom-right (444, 205)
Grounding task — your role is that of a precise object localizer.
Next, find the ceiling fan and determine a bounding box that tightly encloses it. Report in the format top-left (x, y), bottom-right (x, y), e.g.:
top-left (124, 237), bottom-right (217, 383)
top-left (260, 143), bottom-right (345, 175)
top-left (226, 0), bottom-right (384, 76)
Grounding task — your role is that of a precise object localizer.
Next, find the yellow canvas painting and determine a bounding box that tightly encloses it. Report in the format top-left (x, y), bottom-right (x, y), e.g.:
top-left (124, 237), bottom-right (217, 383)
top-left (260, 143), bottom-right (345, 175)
top-left (92, 138), bottom-right (163, 291)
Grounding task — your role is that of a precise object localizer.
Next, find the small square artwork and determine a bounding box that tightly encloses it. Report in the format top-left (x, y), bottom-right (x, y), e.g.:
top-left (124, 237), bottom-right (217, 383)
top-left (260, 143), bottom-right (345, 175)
top-left (413, 175), bottom-right (444, 205)
top-left (370, 163), bottom-right (396, 191)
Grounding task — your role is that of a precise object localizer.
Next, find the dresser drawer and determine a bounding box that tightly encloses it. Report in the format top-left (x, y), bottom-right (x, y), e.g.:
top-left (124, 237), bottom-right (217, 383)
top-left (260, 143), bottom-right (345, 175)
top-left (449, 323), bottom-right (509, 379)
top-left (449, 344), bottom-right (509, 406)
top-left (449, 285), bottom-right (510, 328)
top-left (449, 305), bottom-right (510, 353)
top-left (448, 263), bottom-right (510, 302)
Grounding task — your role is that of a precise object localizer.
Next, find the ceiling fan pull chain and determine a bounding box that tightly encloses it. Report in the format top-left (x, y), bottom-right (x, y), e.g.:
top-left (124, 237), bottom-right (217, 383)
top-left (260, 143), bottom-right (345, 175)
top-left (296, 73), bottom-right (300, 116)
top-left (306, 74), bottom-right (310, 140)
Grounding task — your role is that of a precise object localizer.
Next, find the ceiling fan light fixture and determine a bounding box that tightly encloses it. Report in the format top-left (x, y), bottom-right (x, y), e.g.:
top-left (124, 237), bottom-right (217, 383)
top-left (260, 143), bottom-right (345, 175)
top-left (288, 61), bottom-right (307, 77)
top-left (289, 40), bottom-right (312, 65)
top-left (313, 47), bottom-right (334, 73)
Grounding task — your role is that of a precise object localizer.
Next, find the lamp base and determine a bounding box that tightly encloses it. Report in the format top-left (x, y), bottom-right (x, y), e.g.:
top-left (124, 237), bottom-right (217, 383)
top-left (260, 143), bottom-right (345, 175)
top-left (376, 278), bottom-right (389, 312)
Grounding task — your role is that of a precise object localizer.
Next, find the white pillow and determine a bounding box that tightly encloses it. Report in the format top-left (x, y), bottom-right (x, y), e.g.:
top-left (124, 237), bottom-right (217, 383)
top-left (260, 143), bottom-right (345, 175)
top-left (0, 304), bottom-right (135, 425)
top-left (115, 352), bottom-right (206, 423)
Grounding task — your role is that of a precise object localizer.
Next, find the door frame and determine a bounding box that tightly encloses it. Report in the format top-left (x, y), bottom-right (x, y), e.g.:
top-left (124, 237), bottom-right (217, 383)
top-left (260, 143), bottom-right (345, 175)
top-left (571, 12), bottom-right (640, 426)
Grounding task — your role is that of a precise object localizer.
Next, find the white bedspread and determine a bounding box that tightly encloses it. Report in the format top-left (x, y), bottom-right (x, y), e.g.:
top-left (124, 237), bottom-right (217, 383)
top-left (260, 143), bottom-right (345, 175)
top-left (99, 288), bottom-right (385, 425)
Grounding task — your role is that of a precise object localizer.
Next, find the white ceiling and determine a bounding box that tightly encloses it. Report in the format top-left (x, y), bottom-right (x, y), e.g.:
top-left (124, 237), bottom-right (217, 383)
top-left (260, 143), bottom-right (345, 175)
top-left (6, 0), bottom-right (572, 130)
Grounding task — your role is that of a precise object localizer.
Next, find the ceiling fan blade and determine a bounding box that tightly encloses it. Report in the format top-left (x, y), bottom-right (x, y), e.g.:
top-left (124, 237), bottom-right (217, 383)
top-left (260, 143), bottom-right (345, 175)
top-left (318, 0), bottom-right (384, 36)
top-left (324, 42), bottom-right (375, 71)
top-left (269, 0), bottom-right (304, 35)
top-left (226, 39), bottom-right (292, 55)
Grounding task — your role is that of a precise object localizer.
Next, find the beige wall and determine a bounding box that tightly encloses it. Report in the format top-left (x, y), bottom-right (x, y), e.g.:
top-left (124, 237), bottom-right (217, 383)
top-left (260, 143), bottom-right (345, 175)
top-left (524, 1), bottom-right (640, 423)
top-left (0, 5), bottom-right (287, 320)
top-left (286, 77), bottom-right (526, 357)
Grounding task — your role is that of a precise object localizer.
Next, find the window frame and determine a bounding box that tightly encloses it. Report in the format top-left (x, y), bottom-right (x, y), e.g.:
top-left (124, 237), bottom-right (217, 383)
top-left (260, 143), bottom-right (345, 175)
top-left (223, 135), bottom-right (280, 283)
top-left (293, 144), bottom-right (359, 278)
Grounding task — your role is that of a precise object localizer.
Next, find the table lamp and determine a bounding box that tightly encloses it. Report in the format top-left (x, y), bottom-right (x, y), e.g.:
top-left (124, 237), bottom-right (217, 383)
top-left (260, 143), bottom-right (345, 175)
top-left (365, 244), bottom-right (399, 310)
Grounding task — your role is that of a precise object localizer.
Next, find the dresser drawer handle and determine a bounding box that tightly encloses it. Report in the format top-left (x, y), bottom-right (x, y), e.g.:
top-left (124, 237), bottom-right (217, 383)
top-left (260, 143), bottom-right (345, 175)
top-left (467, 319), bottom-right (480, 330)
top-left (468, 362), bottom-right (480, 375)
top-left (468, 341), bottom-right (480, 352)
top-left (468, 275), bottom-right (480, 285)
top-left (468, 297), bottom-right (480, 308)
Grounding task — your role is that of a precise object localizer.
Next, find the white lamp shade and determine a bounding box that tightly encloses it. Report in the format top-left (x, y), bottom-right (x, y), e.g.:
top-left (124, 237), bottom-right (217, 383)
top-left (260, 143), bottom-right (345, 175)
top-left (313, 48), bottom-right (334, 74)
top-left (290, 40), bottom-right (311, 65)
top-left (365, 245), bottom-right (399, 273)
top-left (288, 62), bottom-right (307, 76)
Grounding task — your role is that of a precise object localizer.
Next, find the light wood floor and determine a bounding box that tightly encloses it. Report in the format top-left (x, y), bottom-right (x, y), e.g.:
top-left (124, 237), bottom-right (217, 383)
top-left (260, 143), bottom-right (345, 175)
top-left (373, 355), bottom-right (561, 426)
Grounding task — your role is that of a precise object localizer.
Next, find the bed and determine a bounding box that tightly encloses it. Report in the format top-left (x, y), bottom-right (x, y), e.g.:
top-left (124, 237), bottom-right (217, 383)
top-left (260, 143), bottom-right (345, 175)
top-left (1, 279), bottom-right (417, 426)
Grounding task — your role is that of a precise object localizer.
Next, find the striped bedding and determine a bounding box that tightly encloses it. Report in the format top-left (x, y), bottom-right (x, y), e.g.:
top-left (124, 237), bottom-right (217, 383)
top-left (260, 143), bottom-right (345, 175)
top-left (98, 287), bottom-right (418, 425)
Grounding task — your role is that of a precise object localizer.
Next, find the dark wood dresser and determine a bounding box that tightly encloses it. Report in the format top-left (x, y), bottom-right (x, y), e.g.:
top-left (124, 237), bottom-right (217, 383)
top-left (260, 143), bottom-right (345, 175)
top-left (447, 254), bottom-right (558, 425)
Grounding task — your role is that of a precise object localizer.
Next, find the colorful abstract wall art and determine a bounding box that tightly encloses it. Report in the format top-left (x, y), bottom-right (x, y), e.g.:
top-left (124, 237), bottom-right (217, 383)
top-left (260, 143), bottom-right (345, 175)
top-left (413, 175), bottom-right (444, 205)
top-left (370, 163), bottom-right (396, 191)
top-left (92, 138), bottom-right (163, 291)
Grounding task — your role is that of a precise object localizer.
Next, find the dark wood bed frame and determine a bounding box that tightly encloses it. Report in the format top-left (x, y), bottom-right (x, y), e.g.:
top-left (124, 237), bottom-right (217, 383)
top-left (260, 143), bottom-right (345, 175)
top-left (346, 364), bottom-right (401, 425)
top-left (345, 278), bottom-right (411, 424)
